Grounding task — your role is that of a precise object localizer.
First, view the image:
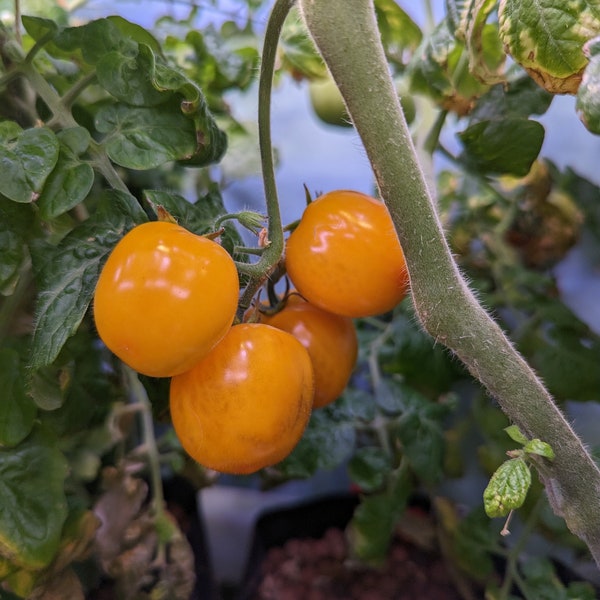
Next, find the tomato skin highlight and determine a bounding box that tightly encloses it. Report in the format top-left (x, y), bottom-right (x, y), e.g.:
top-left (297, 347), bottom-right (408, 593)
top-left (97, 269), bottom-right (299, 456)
top-left (93, 221), bottom-right (239, 378)
top-left (260, 295), bottom-right (357, 408)
top-left (285, 190), bottom-right (409, 318)
top-left (169, 323), bottom-right (314, 475)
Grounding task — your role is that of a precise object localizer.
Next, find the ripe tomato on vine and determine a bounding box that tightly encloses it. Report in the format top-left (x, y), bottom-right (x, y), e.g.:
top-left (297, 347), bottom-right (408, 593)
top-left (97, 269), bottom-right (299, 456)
top-left (169, 323), bottom-right (314, 475)
top-left (285, 190), bottom-right (409, 318)
top-left (93, 221), bottom-right (239, 378)
top-left (259, 293), bottom-right (358, 408)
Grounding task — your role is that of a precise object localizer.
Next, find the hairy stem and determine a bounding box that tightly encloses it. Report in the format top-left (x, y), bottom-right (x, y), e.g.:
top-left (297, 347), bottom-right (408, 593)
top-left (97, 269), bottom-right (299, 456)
top-left (298, 0), bottom-right (600, 565)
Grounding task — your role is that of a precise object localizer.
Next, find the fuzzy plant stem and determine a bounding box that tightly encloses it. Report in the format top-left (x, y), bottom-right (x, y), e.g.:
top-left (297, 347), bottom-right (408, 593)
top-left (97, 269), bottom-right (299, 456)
top-left (298, 0), bottom-right (600, 565)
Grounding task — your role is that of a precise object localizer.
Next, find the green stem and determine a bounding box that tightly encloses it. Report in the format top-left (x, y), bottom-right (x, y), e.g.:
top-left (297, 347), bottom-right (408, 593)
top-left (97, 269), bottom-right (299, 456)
top-left (19, 62), bottom-right (78, 129)
top-left (123, 368), bottom-right (167, 526)
top-left (88, 143), bottom-right (131, 194)
top-left (236, 0), bottom-right (294, 319)
top-left (57, 70), bottom-right (97, 111)
top-left (299, 0), bottom-right (600, 566)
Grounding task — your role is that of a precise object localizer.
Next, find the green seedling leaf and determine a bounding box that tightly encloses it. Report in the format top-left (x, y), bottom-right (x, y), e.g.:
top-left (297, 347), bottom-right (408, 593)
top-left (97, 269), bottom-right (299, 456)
top-left (504, 424), bottom-right (528, 445)
top-left (523, 438), bottom-right (555, 460)
top-left (483, 457), bottom-right (531, 518)
top-left (498, 0), bottom-right (600, 94)
top-left (577, 37), bottom-right (600, 133)
top-left (0, 126), bottom-right (59, 203)
top-left (0, 200), bottom-right (34, 295)
top-left (348, 447), bottom-right (391, 493)
top-left (29, 191), bottom-right (146, 370)
top-left (0, 349), bottom-right (37, 447)
top-left (0, 429), bottom-right (68, 569)
top-left (458, 117), bottom-right (544, 176)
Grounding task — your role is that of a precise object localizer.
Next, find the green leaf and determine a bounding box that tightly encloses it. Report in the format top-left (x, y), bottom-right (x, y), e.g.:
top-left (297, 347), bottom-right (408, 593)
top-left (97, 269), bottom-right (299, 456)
top-left (0, 126), bottom-right (59, 203)
top-left (53, 16), bottom-right (160, 65)
top-left (498, 0), bottom-right (600, 94)
top-left (393, 391), bottom-right (451, 484)
top-left (184, 26), bottom-right (259, 92)
top-left (524, 304), bottom-right (600, 401)
top-left (0, 349), bottom-right (37, 447)
top-left (279, 7), bottom-right (327, 79)
top-left (576, 37), bottom-right (600, 133)
top-left (29, 191), bottom-right (147, 371)
top-left (373, 378), bottom-right (403, 415)
top-left (95, 101), bottom-right (196, 169)
top-left (96, 44), bottom-right (166, 107)
top-left (21, 15), bottom-right (59, 43)
top-left (37, 156), bottom-right (94, 221)
top-left (348, 447), bottom-right (391, 493)
top-left (408, 20), bottom-right (490, 114)
top-left (143, 186), bottom-right (244, 259)
top-left (469, 73), bottom-right (554, 122)
top-left (338, 387), bottom-right (377, 423)
top-left (458, 117), bottom-right (544, 176)
top-left (143, 190), bottom-right (218, 235)
top-left (454, 0), bottom-right (506, 85)
top-left (504, 424), bottom-right (528, 445)
top-left (378, 308), bottom-right (467, 395)
top-left (375, 0), bottom-right (422, 60)
top-left (96, 92), bottom-right (227, 170)
top-left (483, 457), bottom-right (531, 518)
top-left (277, 408), bottom-right (355, 478)
top-left (0, 201), bottom-right (34, 295)
top-left (523, 438), bottom-right (555, 460)
top-left (0, 429), bottom-right (68, 569)
top-left (348, 464), bottom-right (411, 563)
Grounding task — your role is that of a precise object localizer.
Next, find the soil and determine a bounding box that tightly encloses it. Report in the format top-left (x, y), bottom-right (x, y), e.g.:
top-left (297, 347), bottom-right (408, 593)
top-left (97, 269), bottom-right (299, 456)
top-left (250, 526), bottom-right (462, 600)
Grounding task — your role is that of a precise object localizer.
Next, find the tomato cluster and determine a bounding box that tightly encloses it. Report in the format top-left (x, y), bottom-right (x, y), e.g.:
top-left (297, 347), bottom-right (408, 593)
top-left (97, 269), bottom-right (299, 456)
top-left (93, 191), bottom-right (408, 475)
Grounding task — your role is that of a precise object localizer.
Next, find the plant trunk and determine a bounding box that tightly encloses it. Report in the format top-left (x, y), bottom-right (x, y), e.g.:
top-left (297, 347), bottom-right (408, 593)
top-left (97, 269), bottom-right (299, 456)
top-left (298, 0), bottom-right (600, 566)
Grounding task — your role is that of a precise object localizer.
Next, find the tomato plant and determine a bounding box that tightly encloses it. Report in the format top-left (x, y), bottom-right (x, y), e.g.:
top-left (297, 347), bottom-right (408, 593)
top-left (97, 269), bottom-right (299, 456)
top-left (1, 0), bottom-right (600, 598)
top-left (94, 221), bottom-right (239, 378)
top-left (170, 323), bottom-right (314, 475)
top-left (258, 293), bottom-right (358, 408)
top-left (286, 190), bottom-right (409, 317)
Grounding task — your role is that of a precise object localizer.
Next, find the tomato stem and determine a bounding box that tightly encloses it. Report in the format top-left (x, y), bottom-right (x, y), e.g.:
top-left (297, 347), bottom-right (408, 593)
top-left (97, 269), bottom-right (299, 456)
top-left (123, 367), bottom-right (168, 549)
top-left (299, 0), bottom-right (600, 564)
top-left (236, 0), bottom-right (295, 320)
